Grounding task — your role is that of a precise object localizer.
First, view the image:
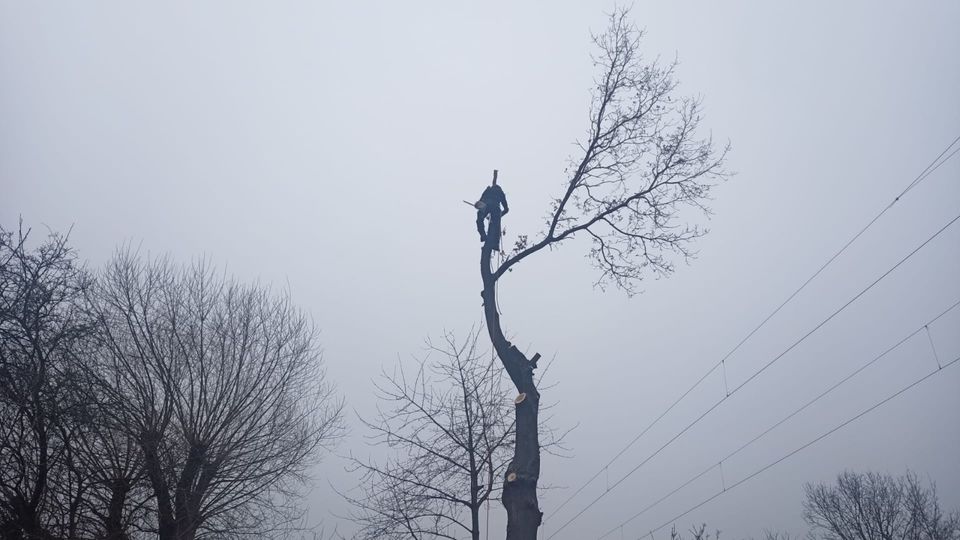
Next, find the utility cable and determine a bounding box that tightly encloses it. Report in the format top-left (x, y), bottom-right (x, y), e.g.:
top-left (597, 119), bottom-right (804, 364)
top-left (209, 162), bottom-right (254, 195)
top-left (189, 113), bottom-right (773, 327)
top-left (547, 135), bottom-right (960, 519)
top-left (543, 135), bottom-right (960, 523)
top-left (629, 354), bottom-right (960, 540)
top-left (546, 210), bottom-right (960, 538)
top-left (595, 299), bottom-right (960, 538)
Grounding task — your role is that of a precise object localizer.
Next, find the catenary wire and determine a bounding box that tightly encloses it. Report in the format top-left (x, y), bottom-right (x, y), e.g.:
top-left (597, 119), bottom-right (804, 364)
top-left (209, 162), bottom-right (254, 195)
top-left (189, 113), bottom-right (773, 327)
top-left (545, 210), bottom-right (960, 538)
top-left (543, 134), bottom-right (960, 522)
top-left (631, 355), bottom-right (960, 540)
top-left (595, 298), bottom-right (960, 539)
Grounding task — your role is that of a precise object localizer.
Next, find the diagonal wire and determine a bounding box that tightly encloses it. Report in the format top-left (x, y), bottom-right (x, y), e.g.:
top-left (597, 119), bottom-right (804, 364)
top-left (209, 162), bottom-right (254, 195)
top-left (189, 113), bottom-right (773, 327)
top-left (632, 355), bottom-right (960, 540)
top-left (729, 211), bottom-right (960, 395)
top-left (544, 134), bottom-right (960, 522)
top-left (596, 298), bottom-right (960, 539)
top-left (546, 210), bottom-right (960, 539)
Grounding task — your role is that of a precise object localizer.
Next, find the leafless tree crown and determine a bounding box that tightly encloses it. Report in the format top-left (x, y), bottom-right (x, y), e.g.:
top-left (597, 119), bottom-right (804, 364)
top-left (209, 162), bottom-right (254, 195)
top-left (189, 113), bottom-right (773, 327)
top-left (501, 8), bottom-right (729, 293)
top-left (2, 225), bottom-right (344, 540)
top-left (804, 470), bottom-right (960, 540)
top-left (0, 224), bottom-right (107, 538)
top-left (344, 329), bottom-right (514, 540)
top-left (87, 251), bottom-right (344, 539)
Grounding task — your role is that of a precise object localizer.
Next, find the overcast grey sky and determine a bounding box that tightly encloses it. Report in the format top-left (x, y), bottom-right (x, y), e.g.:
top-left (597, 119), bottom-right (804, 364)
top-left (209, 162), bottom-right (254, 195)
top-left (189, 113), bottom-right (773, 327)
top-left (3, 1), bottom-right (959, 538)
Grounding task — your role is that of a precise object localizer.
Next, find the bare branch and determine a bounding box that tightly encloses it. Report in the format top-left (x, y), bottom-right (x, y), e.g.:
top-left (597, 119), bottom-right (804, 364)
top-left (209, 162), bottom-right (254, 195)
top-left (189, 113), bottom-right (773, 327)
top-left (803, 470), bottom-right (960, 540)
top-left (343, 328), bottom-right (514, 540)
top-left (497, 7), bottom-right (729, 294)
top-left (88, 250), bottom-right (344, 540)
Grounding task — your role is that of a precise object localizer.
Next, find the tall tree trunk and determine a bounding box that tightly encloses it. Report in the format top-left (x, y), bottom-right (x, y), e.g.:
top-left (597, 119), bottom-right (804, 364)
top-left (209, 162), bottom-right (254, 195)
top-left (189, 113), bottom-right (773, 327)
top-left (480, 211), bottom-right (542, 540)
top-left (141, 431), bottom-right (176, 540)
top-left (11, 498), bottom-right (47, 540)
top-left (471, 505), bottom-right (481, 540)
top-left (174, 444), bottom-right (205, 540)
top-left (105, 479), bottom-right (130, 540)
top-left (469, 436), bottom-right (481, 540)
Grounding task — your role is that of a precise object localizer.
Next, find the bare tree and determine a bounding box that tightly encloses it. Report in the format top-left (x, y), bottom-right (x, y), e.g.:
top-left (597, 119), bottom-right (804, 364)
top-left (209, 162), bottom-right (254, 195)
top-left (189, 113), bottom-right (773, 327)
top-left (661, 522), bottom-right (795, 540)
top-left (757, 531), bottom-right (795, 540)
top-left (344, 329), bottom-right (515, 540)
top-left (476, 8), bottom-right (727, 538)
top-left (804, 470), bottom-right (960, 540)
top-left (666, 525), bottom-right (794, 540)
top-left (67, 369), bottom-right (153, 540)
top-left (0, 223), bottom-right (94, 539)
top-left (0, 224), bottom-right (151, 540)
top-left (88, 251), bottom-right (344, 540)
top-left (668, 523), bottom-right (720, 540)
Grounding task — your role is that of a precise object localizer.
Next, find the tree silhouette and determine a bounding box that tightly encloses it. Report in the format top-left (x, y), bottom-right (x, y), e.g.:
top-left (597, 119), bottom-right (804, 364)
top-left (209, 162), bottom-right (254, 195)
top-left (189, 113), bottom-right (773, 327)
top-left (88, 251), bottom-right (344, 540)
top-left (804, 471), bottom-right (960, 540)
top-left (477, 8), bottom-right (728, 538)
top-left (345, 330), bottom-right (514, 540)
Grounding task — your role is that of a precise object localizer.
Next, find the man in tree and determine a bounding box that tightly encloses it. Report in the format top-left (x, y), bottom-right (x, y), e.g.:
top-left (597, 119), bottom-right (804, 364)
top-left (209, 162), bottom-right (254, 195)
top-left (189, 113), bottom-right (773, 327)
top-left (475, 170), bottom-right (509, 247)
top-left (473, 9), bottom-right (728, 538)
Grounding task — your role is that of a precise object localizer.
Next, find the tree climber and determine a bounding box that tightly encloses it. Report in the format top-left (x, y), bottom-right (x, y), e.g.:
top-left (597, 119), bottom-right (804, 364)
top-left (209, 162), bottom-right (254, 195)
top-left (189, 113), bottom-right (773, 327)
top-left (474, 170), bottom-right (509, 246)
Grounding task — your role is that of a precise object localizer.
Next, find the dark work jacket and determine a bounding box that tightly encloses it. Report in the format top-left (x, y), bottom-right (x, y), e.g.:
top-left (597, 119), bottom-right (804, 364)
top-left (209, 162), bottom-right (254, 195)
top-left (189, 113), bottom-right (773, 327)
top-left (479, 185), bottom-right (508, 213)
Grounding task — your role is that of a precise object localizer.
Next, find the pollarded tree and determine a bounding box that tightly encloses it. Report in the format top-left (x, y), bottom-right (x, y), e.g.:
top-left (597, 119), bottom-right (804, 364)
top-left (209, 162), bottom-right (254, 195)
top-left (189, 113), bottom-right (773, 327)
top-left (476, 8), bottom-right (728, 538)
top-left (88, 251), bottom-right (344, 540)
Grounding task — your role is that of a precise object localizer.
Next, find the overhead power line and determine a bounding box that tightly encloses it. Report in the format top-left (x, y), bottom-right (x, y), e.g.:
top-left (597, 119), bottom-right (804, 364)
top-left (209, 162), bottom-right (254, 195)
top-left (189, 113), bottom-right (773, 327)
top-left (623, 354), bottom-right (960, 540)
top-left (546, 210), bottom-right (960, 539)
top-left (595, 299), bottom-right (960, 539)
top-left (543, 133), bottom-right (960, 524)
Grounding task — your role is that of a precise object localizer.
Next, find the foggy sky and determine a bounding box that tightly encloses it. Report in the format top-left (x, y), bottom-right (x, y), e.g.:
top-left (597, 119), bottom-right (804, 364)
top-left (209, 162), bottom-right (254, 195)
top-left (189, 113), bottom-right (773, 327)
top-left (2, 1), bottom-right (959, 538)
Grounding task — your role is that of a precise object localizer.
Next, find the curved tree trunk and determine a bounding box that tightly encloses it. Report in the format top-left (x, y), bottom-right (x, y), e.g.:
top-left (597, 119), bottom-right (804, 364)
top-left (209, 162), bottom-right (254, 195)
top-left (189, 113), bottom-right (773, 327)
top-left (480, 210), bottom-right (541, 540)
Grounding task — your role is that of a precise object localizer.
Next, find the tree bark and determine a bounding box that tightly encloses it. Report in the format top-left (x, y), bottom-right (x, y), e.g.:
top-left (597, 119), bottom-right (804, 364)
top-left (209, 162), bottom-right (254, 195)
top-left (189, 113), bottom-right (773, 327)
top-left (105, 479), bottom-right (131, 540)
top-left (469, 439), bottom-right (481, 540)
top-left (471, 505), bottom-right (481, 540)
top-left (480, 210), bottom-right (542, 540)
top-left (141, 431), bottom-right (176, 540)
